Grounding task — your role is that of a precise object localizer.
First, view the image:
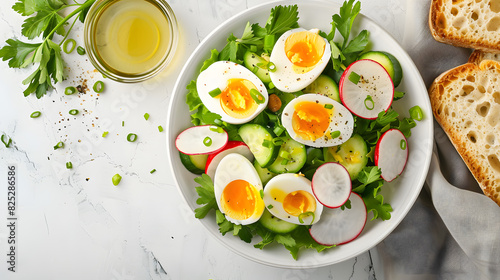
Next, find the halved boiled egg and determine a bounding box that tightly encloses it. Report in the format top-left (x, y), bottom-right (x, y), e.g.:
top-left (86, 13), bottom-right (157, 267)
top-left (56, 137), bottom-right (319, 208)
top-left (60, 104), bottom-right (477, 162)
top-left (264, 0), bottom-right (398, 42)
top-left (263, 173), bottom-right (323, 225)
top-left (214, 153), bottom-right (265, 225)
top-left (281, 93), bottom-right (354, 148)
top-left (269, 28), bottom-right (331, 92)
top-left (197, 61), bottom-right (268, 124)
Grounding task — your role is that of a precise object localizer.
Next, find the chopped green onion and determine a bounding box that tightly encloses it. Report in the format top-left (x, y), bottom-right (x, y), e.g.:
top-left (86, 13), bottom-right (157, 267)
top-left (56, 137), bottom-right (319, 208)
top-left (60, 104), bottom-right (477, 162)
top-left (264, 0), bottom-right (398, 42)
top-left (263, 34), bottom-right (275, 52)
top-left (62, 39), bottom-right (76, 54)
top-left (273, 126), bottom-right (285, 137)
top-left (267, 204), bottom-right (274, 209)
top-left (53, 141), bottom-right (64, 150)
top-left (250, 89), bottom-right (265, 104)
top-left (400, 139), bottom-right (407, 150)
top-left (144, 113), bottom-right (150, 120)
top-left (203, 136), bottom-right (212, 147)
top-left (1, 134), bottom-right (12, 148)
top-left (260, 189), bottom-right (264, 198)
top-left (65, 86), bottom-right (76, 95)
top-left (251, 66), bottom-right (259, 74)
top-left (266, 112), bottom-right (278, 121)
top-left (112, 174), bottom-right (122, 186)
top-left (150, 169), bottom-right (156, 174)
top-left (409, 105), bottom-right (424, 121)
top-left (348, 71), bottom-right (361, 84)
top-left (102, 131), bottom-right (109, 138)
top-left (279, 150), bottom-right (291, 160)
top-left (324, 104), bottom-right (333, 109)
top-left (249, 45), bottom-right (257, 52)
top-left (66, 162), bottom-right (73, 169)
top-left (330, 130), bottom-right (341, 139)
top-left (267, 62), bottom-right (276, 72)
top-left (77, 46), bottom-right (86, 55)
top-left (69, 109), bottom-right (79, 115)
top-left (364, 95), bottom-right (375, 110)
top-left (30, 111), bottom-right (41, 118)
top-left (93, 81), bottom-right (104, 93)
top-left (394, 90), bottom-right (405, 100)
top-left (209, 88), bottom-right (222, 98)
top-left (268, 82), bottom-right (275, 89)
top-left (122, 121), bottom-right (124, 127)
top-left (213, 119), bottom-right (223, 126)
top-left (281, 159), bottom-right (289, 165)
top-left (272, 137), bottom-right (284, 146)
top-left (127, 133), bottom-right (137, 142)
top-left (158, 126), bottom-right (164, 132)
top-left (298, 211), bottom-right (315, 224)
top-left (209, 126), bottom-right (224, 133)
top-left (262, 139), bottom-right (272, 148)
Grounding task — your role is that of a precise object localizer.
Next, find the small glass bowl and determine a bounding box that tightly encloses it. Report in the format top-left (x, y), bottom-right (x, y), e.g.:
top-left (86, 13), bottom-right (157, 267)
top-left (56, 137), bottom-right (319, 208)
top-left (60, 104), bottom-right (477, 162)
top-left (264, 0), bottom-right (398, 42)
top-left (84, 0), bottom-right (178, 83)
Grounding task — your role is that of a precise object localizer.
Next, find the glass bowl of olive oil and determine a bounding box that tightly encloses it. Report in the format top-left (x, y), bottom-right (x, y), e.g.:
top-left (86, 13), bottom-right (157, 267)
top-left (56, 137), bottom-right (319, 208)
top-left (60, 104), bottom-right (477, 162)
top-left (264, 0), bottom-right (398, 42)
top-left (84, 0), bottom-right (178, 83)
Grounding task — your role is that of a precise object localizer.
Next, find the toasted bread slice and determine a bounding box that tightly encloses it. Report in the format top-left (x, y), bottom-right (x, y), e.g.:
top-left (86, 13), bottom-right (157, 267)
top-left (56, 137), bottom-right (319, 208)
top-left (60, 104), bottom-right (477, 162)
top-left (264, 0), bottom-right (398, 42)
top-left (429, 60), bottom-right (500, 206)
top-left (429, 0), bottom-right (500, 53)
top-left (469, 50), bottom-right (500, 65)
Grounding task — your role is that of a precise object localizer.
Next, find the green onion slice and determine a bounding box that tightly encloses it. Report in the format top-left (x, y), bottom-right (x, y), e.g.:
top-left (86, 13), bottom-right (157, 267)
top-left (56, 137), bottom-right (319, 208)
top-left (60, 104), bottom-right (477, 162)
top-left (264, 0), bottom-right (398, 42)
top-left (400, 139), bottom-right (407, 150)
top-left (348, 71), bottom-right (361, 84)
top-left (93, 81), bottom-right (104, 93)
top-left (144, 113), bottom-right (150, 120)
top-left (298, 211), bottom-right (315, 224)
top-left (65, 86), bottom-right (76, 95)
top-left (262, 139), bottom-right (272, 148)
top-left (69, 109), bottom-right (79, 115)
top-left (267, 204), bottom-right (274, 209)
top-left (364, 95), bottom-right (375, 110)
top-left (150, 169), bottom-right (156, 174)
top-left (209, 126), bottom-right (224, 133)
top-left (324, 104), bottom-right (333, 109)
top-left (249, 45), bottom-right (257, 52)
top-left (209, 88), bottom-right (222, 98)
top-left (268, 82), bottom-right (275, 89)
top-left (63, 39), bottom-right (76, 54)
top-left (112, 174), bottom-right (122, 186)
top-left (281, 159), bottom-right (289, 165)
top-left (102, 131), bottom-right (109, 138)
top-left (272, 137), bottom-right (284, 146)
top-left (127, 133), bottom-right (137, 142)
top-left (158, 126), bottom-right (164, 132)
top-left (279, 150), bottom-right (291, 160)
top-left (409, 105), bottom-right (424, 121)
top-left (77, 46), bottom-right (86, 55)
top-left (53, 141), bottom-right (64, 150)
top-left (66, 162), bottom-right (73, 169)
top-left (273, 126), bottom-right (285, 137)
top-left (1, 134), bottom-right (12, 148)
top-left (250, 89), bottom-right (265, 104)
top-left (203, 136), bottom-right (212, 147)
top-left (30, 111), bottom-right (41, 118)
top-left (267, 62), bottom-right (276, 72)
top-left (330, 130), bottom-right (341, 139)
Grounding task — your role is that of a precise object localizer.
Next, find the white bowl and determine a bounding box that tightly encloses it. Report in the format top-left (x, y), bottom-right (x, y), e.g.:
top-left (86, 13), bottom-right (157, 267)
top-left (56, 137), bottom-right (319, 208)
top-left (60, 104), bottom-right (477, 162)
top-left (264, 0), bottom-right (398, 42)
top-left (166, 0), bottom-right (433, 268)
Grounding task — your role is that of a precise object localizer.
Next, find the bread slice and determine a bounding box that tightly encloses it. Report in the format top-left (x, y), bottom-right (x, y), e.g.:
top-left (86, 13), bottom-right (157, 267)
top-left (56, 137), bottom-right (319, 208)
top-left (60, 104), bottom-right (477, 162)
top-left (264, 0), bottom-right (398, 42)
top-left (469, 50), bottom-right (500, 65)
top-left (429, 60), bottom-right (500, 206)
top-left (429, 0), bottom-right (500, 53)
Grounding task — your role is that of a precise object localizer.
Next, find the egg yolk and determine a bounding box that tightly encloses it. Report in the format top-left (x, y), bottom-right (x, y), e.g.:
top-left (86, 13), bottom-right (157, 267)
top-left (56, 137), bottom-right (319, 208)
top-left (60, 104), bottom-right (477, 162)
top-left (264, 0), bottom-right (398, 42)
top-left (284, 31), bottom-right (325, 73)
top-left (283, 190), bottom-right (316, 217)
top-left (220, 78), bottom-right (259, 119)
top-left (292, 101), bottom-right (331, 141)
top-left (221, 179), bottom-right (263, 221)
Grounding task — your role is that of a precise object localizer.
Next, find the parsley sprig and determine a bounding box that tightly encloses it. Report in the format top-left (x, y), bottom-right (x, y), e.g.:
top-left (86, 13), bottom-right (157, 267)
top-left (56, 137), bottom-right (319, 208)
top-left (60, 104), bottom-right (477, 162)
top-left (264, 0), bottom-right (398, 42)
top-left (0, 0), bottom-right (96, 98)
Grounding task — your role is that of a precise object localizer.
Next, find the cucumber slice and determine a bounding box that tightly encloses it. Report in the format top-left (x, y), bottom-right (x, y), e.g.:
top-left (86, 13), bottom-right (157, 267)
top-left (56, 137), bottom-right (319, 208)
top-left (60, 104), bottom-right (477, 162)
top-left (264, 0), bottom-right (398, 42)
top-left (304, 75), bottom-right (340, 102)
top-left (239, 124), bottom-right (279, 168)
top-left (243, 51), bottom-right (272, 83)
top-left (358, 51), bottom-right (403, 87)
top-left (267, 136), bottom-right (307, 174)
top-left (259, 208), bottom-right (298, 234)
top-left (323, 134), bottom-right (368, 180)
top-left (254, 160), bottom-right (277, 185)
top-left (179, 152), bottom-right (208, 174)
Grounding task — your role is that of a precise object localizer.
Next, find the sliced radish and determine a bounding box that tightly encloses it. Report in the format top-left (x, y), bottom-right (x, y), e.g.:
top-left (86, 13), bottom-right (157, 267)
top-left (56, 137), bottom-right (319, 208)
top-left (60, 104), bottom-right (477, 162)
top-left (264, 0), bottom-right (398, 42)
top-left (374, 128), bottom-right (408, 182)
top-left (205, 141), bottom-right (254, 179)
top-left (312, 163), bottom-right (352, 208)
top-left (339, 59), bottom-right (394, 120)
top-left (309, 192), bottom-right (367, 246)
top-left (175, 125), bottom-right (228, 155)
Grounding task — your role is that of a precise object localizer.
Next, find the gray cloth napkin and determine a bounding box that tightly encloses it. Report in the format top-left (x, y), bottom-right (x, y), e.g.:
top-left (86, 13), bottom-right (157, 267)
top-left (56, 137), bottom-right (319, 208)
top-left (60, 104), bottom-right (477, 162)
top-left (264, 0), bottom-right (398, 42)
top-left (376, 0), bottom-right (500, 279)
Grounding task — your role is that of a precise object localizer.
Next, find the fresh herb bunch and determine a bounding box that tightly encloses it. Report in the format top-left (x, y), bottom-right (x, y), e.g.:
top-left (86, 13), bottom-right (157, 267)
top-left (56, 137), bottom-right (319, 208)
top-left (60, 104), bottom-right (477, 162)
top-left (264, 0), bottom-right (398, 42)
top-left (0, 0), bottom-right (96, 98)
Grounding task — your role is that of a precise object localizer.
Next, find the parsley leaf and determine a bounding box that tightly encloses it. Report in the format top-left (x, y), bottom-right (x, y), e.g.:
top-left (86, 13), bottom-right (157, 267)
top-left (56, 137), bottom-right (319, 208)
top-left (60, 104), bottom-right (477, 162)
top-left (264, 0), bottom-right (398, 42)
top-left (265, 5), bottom-right (299, 35)
top-left (194, 174), bottom-right (217, 219)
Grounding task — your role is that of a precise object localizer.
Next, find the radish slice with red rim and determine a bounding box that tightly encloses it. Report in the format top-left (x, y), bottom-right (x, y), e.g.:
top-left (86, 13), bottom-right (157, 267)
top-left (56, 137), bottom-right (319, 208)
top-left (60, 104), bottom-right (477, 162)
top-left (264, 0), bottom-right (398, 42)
top-left (175, 125), bottom-right (228, 155)
top-left (339, 59), bottom-right (394, 120)
top-left (309, 192), bottom-right (367, 246)
top-left (205, 141), bottom-right (254, 179)
top-left (375, 128), bottom-right (408, 182)
top-left (312, 162), bottom-right (352, 208)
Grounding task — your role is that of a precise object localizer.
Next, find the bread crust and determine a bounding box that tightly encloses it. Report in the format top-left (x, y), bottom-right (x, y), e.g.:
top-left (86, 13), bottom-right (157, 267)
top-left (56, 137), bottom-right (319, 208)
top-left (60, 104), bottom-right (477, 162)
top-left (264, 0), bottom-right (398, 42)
top-left (468, 50), bottom-right (500, 65)
top-left (429, 60), bottom-right (500, 206)
top-left (429, 0), bottom-right (500, 53)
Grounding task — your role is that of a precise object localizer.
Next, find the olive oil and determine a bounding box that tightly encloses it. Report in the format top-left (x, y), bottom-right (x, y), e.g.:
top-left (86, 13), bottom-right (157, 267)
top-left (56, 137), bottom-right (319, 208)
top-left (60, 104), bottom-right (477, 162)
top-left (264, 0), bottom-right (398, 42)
top-left (93, 0), bottom-right (172, 75)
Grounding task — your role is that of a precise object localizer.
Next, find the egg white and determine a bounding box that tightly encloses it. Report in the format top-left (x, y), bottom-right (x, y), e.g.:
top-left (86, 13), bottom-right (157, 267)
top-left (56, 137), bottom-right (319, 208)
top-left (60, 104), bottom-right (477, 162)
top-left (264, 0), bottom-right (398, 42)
top-left (281, 93), bottom-right (354, 148)
top-left (197, 61), bottom-right (268, 124)
top-left (269, 28), bottom-right (331, 93)
top-left (213, 153), bottom-right (264, 225)
top-left (263, 173), bottom-right (323, 225)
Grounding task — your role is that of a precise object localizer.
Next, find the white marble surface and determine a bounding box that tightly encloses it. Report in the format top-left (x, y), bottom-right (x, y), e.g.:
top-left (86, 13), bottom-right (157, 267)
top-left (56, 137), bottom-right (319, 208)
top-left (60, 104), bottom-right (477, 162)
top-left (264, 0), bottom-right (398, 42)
top-left (0, 0), bottom-right (410, 279)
